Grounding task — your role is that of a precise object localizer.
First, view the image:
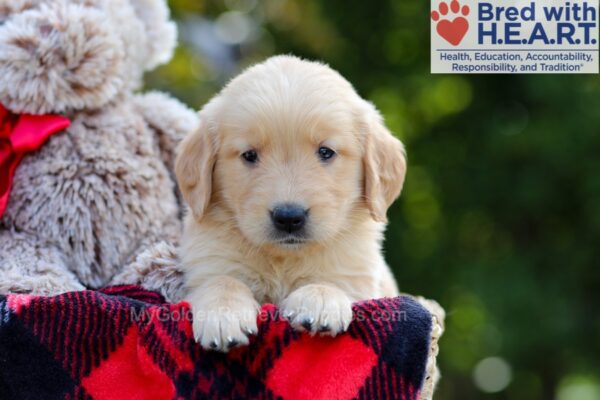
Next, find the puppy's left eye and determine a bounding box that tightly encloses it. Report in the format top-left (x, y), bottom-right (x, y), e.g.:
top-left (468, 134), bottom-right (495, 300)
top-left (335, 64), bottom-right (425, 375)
top-left (318, 146), bottom-right (336, 162)
top-left (241, 150), bottom-right (259, 164)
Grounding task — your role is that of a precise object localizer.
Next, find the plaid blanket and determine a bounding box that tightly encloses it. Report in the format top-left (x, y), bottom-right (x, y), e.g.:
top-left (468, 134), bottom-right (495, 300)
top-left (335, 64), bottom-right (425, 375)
top-left (0, 286), bottom-right (432, 400)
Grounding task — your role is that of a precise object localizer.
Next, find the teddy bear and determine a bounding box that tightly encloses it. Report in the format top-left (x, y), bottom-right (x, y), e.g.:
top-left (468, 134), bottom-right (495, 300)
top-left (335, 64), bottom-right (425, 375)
top-left (0, 0), bottom-right (198, 296)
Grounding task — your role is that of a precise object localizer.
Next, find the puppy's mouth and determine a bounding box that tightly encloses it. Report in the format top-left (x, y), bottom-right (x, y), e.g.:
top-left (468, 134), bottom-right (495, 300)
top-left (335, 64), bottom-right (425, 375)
top-left (278, 237), bottom-right (306, 245)
top-left (271, 234), bottom-right (309, 249)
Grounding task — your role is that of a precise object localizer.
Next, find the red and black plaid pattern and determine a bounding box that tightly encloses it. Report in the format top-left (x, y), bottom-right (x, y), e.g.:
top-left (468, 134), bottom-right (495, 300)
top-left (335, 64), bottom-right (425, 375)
top-left (0, 286), bottom-right (432, 400)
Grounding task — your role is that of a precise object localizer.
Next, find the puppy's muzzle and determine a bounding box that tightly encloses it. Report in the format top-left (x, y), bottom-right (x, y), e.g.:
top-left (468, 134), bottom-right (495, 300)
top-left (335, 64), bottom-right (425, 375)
top-left (270, 204), bottom-right (308, 234)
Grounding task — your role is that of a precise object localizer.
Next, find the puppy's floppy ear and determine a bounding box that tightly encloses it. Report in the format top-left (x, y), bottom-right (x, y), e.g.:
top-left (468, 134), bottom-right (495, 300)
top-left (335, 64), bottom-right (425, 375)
top-left (175, 116), bottom-right (218, 222)
top-left (362, 104), bottom-right (407, 223)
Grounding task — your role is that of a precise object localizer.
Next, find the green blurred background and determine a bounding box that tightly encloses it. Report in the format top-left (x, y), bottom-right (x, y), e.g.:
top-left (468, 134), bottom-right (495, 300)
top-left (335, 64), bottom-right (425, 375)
top-left (147, 1), bottom-right (600, 398)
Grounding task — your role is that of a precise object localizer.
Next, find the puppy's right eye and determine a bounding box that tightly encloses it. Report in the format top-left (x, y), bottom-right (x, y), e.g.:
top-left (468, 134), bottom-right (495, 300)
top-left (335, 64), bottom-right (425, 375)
top-left (241, 150), bottom-right (258, 164)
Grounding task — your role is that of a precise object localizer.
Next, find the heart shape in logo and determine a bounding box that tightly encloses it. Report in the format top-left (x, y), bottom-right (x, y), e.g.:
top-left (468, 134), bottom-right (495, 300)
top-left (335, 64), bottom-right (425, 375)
top-left (436, 17), bottom-right (468, 46)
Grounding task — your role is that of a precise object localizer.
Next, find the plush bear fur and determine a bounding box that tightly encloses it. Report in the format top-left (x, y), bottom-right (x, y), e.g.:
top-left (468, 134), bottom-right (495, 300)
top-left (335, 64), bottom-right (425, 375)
top-left (0, 0), bottom-right (198, 295)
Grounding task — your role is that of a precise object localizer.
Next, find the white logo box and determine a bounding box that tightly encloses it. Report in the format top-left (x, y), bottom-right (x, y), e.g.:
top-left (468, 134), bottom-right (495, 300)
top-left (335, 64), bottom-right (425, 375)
top-left (431, 0), bottom-right (599, 73)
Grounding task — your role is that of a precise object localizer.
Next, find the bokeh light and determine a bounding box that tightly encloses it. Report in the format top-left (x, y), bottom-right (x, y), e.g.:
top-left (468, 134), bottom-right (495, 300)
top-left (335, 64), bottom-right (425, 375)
top-left (473, 357), bottom-right (512, 393)
top-left (556, 375), bottom-right (600, 400)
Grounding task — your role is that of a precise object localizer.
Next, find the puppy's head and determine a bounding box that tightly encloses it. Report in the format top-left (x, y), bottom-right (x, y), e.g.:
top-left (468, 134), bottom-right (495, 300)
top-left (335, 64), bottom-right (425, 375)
top-left (176, 56), bottom-right (406, 251)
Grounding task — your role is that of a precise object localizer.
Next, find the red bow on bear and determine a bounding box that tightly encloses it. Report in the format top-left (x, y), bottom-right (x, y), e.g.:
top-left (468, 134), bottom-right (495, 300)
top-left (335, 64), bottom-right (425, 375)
top-left (0, 103), bottom-right (70, 218)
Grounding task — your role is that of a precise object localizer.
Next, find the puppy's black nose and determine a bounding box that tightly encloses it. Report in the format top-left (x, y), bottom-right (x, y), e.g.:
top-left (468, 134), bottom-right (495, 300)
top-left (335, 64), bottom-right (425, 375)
top-left (271, 204), bottom-right (307, 233)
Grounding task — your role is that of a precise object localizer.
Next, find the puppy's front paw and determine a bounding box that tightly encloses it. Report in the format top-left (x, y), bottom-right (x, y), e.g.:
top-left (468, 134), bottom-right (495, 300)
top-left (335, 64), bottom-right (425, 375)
top-left (190, 299), bottom-right (259, 352)
top-left (280, 284), bottom-right (353, 336)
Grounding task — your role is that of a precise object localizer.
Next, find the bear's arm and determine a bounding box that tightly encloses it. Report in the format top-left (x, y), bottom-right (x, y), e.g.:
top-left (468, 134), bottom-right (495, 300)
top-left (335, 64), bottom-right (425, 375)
top-left (134, 92), bottom-right (199, 172)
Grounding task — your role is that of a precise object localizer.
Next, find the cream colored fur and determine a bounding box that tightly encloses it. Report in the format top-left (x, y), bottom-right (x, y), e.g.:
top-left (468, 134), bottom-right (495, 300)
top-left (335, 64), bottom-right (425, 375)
top-left (0, 0), bottom-right (197, 294)
top-left (176, 56), bottom-right (407, 351)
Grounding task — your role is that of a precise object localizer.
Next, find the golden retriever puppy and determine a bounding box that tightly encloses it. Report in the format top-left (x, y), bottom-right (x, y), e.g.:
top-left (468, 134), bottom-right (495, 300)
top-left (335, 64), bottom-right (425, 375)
top-left (175, 55), bottom-right (406, 351)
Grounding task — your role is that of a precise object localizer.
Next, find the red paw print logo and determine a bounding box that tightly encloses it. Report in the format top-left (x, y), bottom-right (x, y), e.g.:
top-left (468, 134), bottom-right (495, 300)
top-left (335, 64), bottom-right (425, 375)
top-left (431, 0), bottom-right (470, 46)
